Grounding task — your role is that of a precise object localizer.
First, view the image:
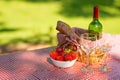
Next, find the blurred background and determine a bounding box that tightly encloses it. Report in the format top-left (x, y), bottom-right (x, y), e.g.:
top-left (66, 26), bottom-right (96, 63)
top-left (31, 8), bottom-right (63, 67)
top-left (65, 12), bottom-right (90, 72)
top-left (0, 0), bottom-right (120, 54)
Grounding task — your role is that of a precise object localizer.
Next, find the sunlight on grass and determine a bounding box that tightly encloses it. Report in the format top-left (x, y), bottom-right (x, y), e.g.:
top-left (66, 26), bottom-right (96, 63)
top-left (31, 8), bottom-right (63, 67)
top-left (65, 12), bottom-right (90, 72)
top-left (0, 0), bottom-right (120, 46)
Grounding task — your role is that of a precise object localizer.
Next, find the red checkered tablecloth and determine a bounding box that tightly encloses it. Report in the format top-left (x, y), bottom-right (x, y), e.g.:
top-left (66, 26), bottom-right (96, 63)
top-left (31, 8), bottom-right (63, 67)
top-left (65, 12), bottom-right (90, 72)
top-left (0, 46), bottom-right (120, 80)
top-left (0, 34), bottom-right (120, 80)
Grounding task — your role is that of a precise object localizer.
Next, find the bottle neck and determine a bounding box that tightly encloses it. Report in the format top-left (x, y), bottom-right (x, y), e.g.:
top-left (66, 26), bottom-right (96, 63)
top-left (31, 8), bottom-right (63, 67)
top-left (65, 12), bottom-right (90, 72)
top-left (92, 18), bottom-right (99, 22)
top-left (93, 18), bottom-right (99, 20)
top-left (93, 6), bottom-right (99, 19)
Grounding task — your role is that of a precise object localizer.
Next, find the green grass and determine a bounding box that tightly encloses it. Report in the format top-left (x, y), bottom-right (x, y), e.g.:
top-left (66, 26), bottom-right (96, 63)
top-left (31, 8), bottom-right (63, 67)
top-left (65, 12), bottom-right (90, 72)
top-left (0, 1), bottom-right (120, 46)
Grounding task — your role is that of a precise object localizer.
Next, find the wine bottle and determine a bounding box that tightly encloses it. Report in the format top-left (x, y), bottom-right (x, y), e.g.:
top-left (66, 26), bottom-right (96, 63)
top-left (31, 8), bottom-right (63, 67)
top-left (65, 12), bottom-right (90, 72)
top-left (88, 6), bottom-right (102, 39)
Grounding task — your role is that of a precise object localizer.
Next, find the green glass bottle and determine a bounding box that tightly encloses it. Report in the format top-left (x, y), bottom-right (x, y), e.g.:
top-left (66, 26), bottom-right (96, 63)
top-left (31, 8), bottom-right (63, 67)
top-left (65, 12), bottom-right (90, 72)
top-left (88, 6), bottom-right (102, 39)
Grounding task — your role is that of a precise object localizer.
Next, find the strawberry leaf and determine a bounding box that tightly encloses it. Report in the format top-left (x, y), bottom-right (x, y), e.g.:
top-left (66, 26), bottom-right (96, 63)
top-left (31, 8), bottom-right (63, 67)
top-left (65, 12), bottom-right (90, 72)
top-left (64, 48), bottom-right (71, 53)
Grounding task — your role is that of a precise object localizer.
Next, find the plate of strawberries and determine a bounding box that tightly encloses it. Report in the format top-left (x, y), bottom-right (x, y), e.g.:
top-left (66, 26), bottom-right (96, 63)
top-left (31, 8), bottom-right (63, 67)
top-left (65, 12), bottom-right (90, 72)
top-left (49, 47), bottom-right (78, 68)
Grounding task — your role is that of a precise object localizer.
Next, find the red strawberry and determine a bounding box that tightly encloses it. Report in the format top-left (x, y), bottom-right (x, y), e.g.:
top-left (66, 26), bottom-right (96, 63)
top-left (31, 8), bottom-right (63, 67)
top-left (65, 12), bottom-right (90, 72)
top-left (56, 47), bottom-right (63, 52)
top-left (58, 52), bottom-right (65, 57)
top-left (50, 51), bottom-right (58, 59)
top-left (64, 54), bottom-right (73, 61)
top-left (69, 52), bottom-right (77, 60)
top-left (56, 56), bottom-right (64, 61)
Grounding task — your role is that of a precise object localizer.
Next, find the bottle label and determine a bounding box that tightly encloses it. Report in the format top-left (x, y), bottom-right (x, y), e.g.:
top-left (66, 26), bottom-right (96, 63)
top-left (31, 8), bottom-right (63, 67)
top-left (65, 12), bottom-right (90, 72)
top-left (89, 30), bottom-right (102, 39)
top-left (98, 32), bottom-right (102, 39)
